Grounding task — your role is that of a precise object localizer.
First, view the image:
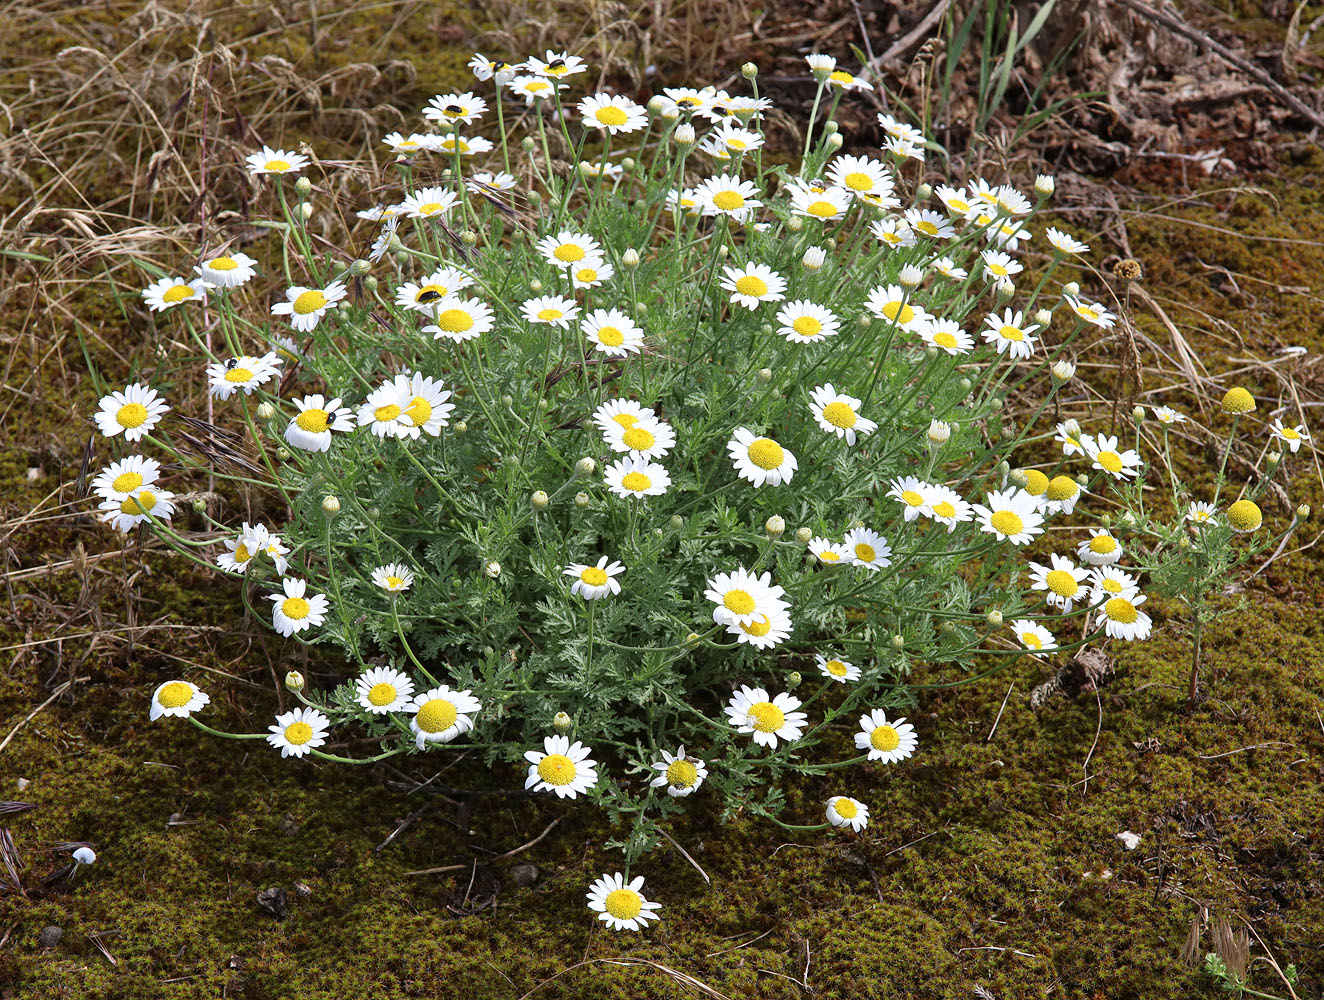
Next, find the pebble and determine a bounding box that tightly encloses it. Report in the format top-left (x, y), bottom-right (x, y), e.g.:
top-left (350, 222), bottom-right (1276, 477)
top-left (38, 926), bottom-right (63, 948)
top-left (509, 863), bottom-right (540, 888)
top-left (255, 887), bottom-right (288, 920)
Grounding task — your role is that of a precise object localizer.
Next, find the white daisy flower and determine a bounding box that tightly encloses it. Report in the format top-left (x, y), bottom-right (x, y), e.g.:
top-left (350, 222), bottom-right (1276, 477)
top-left (423, 295), bottom-right (495, 342)
top-left (468, 53), bottom-right (518, 84)
top-left (933, 184), bottom-right (973, 215)
top-left (207, 352), bottom-right (281, 400)
top-left (142, 276), bottom-right (207, 312)
top-left (536, 230), bottom-right (602, 269)
top-left (844, 527), bottom-right (892, 570)
top-left (869, 217), bottom-right (917, 249)
top-left (826, 67), bottom-right (873, 92)
top-left (395, 267), bottom-right (474, 313)
top-left (921, 319), bottom-right (974, 355)
top-left (525, 735), bottom-right (598, 798)
top-left (150, 680), bottom-right (209, 721)
top-left (423, 91), bottom-right (488, 125)
top-left (854, 709), bottom-right (917, 763)
top-left (355, 666), bottom-right (416, 714)
top-left (972, 489), bottom-right (1045, 545)
top-left (981, 308), bottom-right (1040, 360)
top-left (809, 383), bottom-right (876, 445)
top-left (582, 308), bottom-right (643, 357)
top-left (719, 262), bottom-right (786, 310)
top-left (1065, 295), bottom-right (1117, 329)
top-left (467, 170), bottom-right (518, 192)
top-left (931, 256), bottom-right (969, 280)
top-left (826, 796), bottom-right (869, 832)
top-left (660, 85), bottom-right (714, 113)
top-left (261, 532), bottom-right (291, 576)
top-left (790, 182), bottom-right (851, 222)
top-left (195, 252), bottom-right (258, 288)
top-left (1089, 566), bottom-right (1142, 603)
top-left (578, 93), bottom-right (648, 134)
top-left (245, 146), bottom-right (309, 175)
top-left (666, 187), bottom-right (703, 216)
top-left (586, 872), bottom-right (662, 932)
top-left (816, 653), bottom-right (861, 683)
top-left (432, 134), bottom-right (493, 156)
top-left (905, 208), bottom-right (956, 240)
top-left (1186, 501), bottom-right (1219, 527)
top-left (1028, 553), bottom-right (1091, 612)
top-left (826, 154), bottom-right (895, 201)
top-left (401, 186), bottom-right (458, 219)
top-left (775, 300), bottom-right (840, 343)
top-left (877, 112), bottom-right (925, 143)
top-left (215, 522), bottom-right (272, 573)
top-left (725, 685), bottom-right (807, 749)
top-left (357, 380), bottom-right (411, 439)
top-left (1100, 593), bottom-right (1152, 641)
top-left (94, 383), bottom-right (169, 442)
top-left (922, 484), bottom-right (974, 531)
top-left (1271, 418), bottom-right (1310, 453)
top-left (381, 131), bottom-right (434, 154)
top-left (92, 455), bottom-right (162, 500)
top-left (726, 605), bottom-right (793, 649)
top-left (411, 685), bottom-right (482, 748)
top-left (981, 249), bottom-right (1023, 279)
top-left (267, 706), bottom-right (330, 758)
top-left (1055, 421), bottom-right (1089, 456)
top-left (267, 577), bottom-right (329, 637)
top-left (1078, 528), bottom-right (1123, 566)
top-left (570, 258), bottom-right (614, 289)
top-left (564, 556), bottom-right (625, 600)
top-left (370, 563), bottom-right (415, 593)
top-left (368, 216), bottom-right (400, 262)
top-left (700, 123), bottom-right (764, 159)
top-left (1044, 227), bottom-right (1089, 254)
top-left (1011, 620), bottom-right (1057, 656)
top-left (527, 50), bottom-right (587, 78)
top-left (284, 393), bottom-right (352, 452)
top-left (97, 488), bottom-right (175, 533)
top-left (1087, 434), bottom-right (1142, 480)
top-left (605, 415), bottom-right (676, 459)
top-left (728, 426), bottom-right (797, 486)
top-left (271, 281), bottom-right (347, 333)
top-left (650, 747), bottom-right (708, 797)
top-left (808, 536), bottom-right (854, 565)
top-left (521, 294), bottom-right (579, 328)
top-left (705, 567), bottom-right (787, 627)
top-left (696, 174), bottom-right (763, 217)
top-left (1150, 405), bottom-right (1187, 425)
top-left (865, 284), bottom-right (931, 333)
top-left (390, 372), bottom-right (454, 438)
top-left (886, 476), bottom-right (934, 521)
top-left (883, 135), bottom-right (925, 161)
top-left (508, 75), bottom-right (565, 104)
top-left (604, 456), bottom-right (670, 500)
top-left (592, 399), bottom-right (655, 437)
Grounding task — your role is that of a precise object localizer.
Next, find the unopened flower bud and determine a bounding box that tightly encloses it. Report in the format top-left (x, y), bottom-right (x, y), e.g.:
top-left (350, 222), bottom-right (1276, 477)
top-left (461, 230), bottom-right (478, 246)
top-left (576, 456), bottom-right (596, 476)
top-left (669, 514), bottom-right (684, 529)
top-left (995, 277), bottom-right (1015, 300)
top-left (757, 367), bottom-right (773, 382)
top-left (1033, 308), bottom-right (1052, 328)
top-left (622, 248), bottom-right (640, 269)
top-left (365, 506), bottom-right (380, 521)
top-left (574, 492), bottom-right (589, 508)
top-left (454, 420), bottom-right (468, 434)
top-left (277, 447), bottom-right (291, 460)
top-left (1008, 468), bottom-right (1028, 488)
top-left (1051, 360), bottom-right (1076, 383)
top-left (621, 157), bottom-right (636, 172)
top-left (484, 560), bottom-right (501, 579)
top-left (661, 107), bottom-right (679, 122)
top-left (986, 609), bottom-right (1003, 626)
top-left (285, 670), bottom-right (305, 692)
top-left (528, 278), bottom-right (543, 293)
top-left (960, 377), bottom-right (972, 391)
top-left (891, 634), bottom-right (905, 649)
top-left (717, 244), bottom-right (730, 258)
top-left (1035, 173), bottom-right (1055, 198)
top-left (293, 176), bottom-right (312, 198)
top-left (521, 136), bottom-right (536, 152)
top-left (191, 498), bottom-right (207, 513)
top-left (531, 490), bottom-right (549, 510)
top-left (765, 515), bottom-right (786, 537)
top-left (1267, 451), bottom-right (1281, 467)
top-left (553, 711), bottom-right (573, 734)
top-left (802, 246), bottom-right (826, 270)
top-left (927, 419), bottom-right (951, 446)
top-left (795, 526), bottom-right (813, 544)
top-left (1132, 406), bottom-right (1146, 422)
top-left (1063, 418), bottom-right (1082, 437)
top-left (807, 53), bottom-right (837, 79)
top-left (1296, 503), bottom-right (1310, 520)
top-left (915, 182), bottom-right (932, 201)
top-left (824, 120), bottom-right (839, 135)
top-left (298, 202), bottom-right (314, 221)
top-left (898, 264), bottom-right (923, 288)
top-left (925, 345), bottom-right (938, 360)
top-left (786, 670), bottom-right (802, 690)
top-left (787, 215), bottom-right (803, 233)
top-left (673, 123), bottom-right (696, 147)
top-left (825, 133), bottom-right (843, 151)
top-left (1062, 280), bottom-right (1080, 297)
top-left (538, 397), bottom-right (551, 410)
top-left (501, 394), bottom-right (514, 407)
top-left (646, 95), bottom-right (666, 115)
top-left (255, 400), bottom-right (275, 420)
top-left (742, 62), bottom-right (759, 79)
top-left (348, 258), bottom-right (371, 276)
top-left (363, 275), bottom-right (379, 292)
top-left (321, 495), bottom-right (340, 516)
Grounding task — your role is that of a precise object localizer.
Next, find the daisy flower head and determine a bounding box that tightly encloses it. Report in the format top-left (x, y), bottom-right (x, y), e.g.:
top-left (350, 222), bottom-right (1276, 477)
top-left (577, 92), bottom-right (647, 134)
top-left (719, 262), bottom-right (786, 310)
top-left (536, 230), bottom-right (602, 270)
top-left (1226, 499), bottom-right (1263, 534)
top-left (381, 131), bottom-right (434, 155)
top-left (395, 267), bottom-right (474, 313)
top-left (981, 308), bottom-right (1040, 360)
top-left (816, 653), bottom-right (861, 683)
top-left (855, 709), bottom-right (917, 763)
top-left (887, 476), bottom-right (934, 521)
top-left (355, 666), bottom-right (415, 714)
top-left (877, 112), bottom-right (926, 144)
top-left (725, 685), bottom-right (807, 749)
top-left (606, 414), bottom-right (676, 459)
top-left (468, 53), bottom-right (518, 84)
top-left (401, 186), bottom-right (458, 219)
top-left (1055, 421), bottom-right (1088, 457)
top-left (267, 706), bottom-right (330, 758)
top-left (666, 187), bottom-right (703, 217)
top-left (390, 372), bottom-right (454, 438)
top-left (508, 75), bottom-right (566, 104)
top-left (726, 604), bottom-right (793, 649)
top-left (933, 184), bottom-right (973, 216)
top-left (1187, 501), bottom-right (1219, 527)
top-left (207, 351), bottom-right (281, 400)
top-left (285, 393), bottom-right (352, 452)
top-left (423, 91), bottom-right (488, 125)
top-left (1088, 434), bottom-right (1142, 480)
top-left (808, 536), bottom-right (854, 566)
top-left (700, 123), bottom-right (764, 159)
top-left (527, 50), bottom-right (587, 78)
top-left (923, 484), bottom-right (974, 531)
top-left (1065, 295), bottom-right (1117, 329)
top-left (1011, 620), bottom-right (1057, 656)
top-left (564, 556), bottom-right (625, 600)
top-left (1100, 593), bottom-right (1152, 640)
top-left (604, 455), bottom-right (671, 500)
top-left (94, 383), bottom-right (169, 442)
top-left (790, 182), bottom-right (851, 222)
top-left (586, 872), bottom-right (661, 932)
top-left (660, 86), bottom-right (715, 114)
top-left (267, 577), bottom-right (329, 637)
top-left (1090, 565), bottom-right (1141, 603)
top-left (931, 256), bottom-right (969, 281)
top-left (570, 258), bottom-right (614, 289)
top-left (142, 276), bottom-right (207, 312)
top-left (865, 284), bottom-right (931, 333)
top-left (260, 532), bottom-right (291, 575)
top-left (827, 67), bottom-right (873, 91)
top-left (922, 319), bottom-right (974, 355)
top-left (869, 217), bottom-right (917, 250)
top-left (150, 680), bottom-right (209, 721)
top-left (371, 563), bottom-right (415, 594)
top-left (905, 208), bottom-right (956, 240)
top-left (525, 734), bottom-right (598, 798)
top-left (992, 184), bottom-right (1032, 216)
top-left (981, 249), bottom-right (1023, 279)
top-left (245, 146), bottom-right (308, 176)
top-left (705, 566), bottom-right (787, 627)
top-left (424, 295), bottom-right (495, 343)
top-left (883, 134), bottom-right (925, 161)
top-left (775, 300), bottom-right (840, 343)
top-left (826, 796), bottom-right (869, 832)
top-left (728, 426), bottom-right (797, 486)
top-left (432, 134), bottom-right (493, 156)
top-left (368, 216), bottom-right (401, 262)
top-left (972, 489), bottom-right (1045, 545)
top-left (696, 174), bottom-right (762, 218)
top-left (592, 398), bottom-right (655, 437)
top-left (988, 218), bottom-right (1031, 250)
top-left (411, 685), bottom-right (482, 748)
top-left (467, 170), bottom-right (518, 193)
top-left (809, 384), bottom-right (876, 445)
top-left (1028, 554), bottom-right (1090, 612)
top-left (1078, 528), bottom-right (1123, 566)
top-left (92, 454), bottom-right (162, 501)
top-left (1151, 405), bottom-right (1187, 425)
top-left (844, 526), bottom-right (892, 570)
top-left (521, 294), bottom-right (579, 329)
top-left (358, 380), bottom-right (410, 439)
top-left (195, 250), bottom-right (258, 288)
top-left (215, 521), bottom-right (272, 573)
top-left (1271, 418), bottom-right (1310, 453)
top-left (650, 747), bottom-right (708, 797)
top-left (582, 308), bottom-right (643, 358)
top-left (1044, 227), bottom-right (1090, 255)
top-left (271, 281), bottom-right (347, 333)
top-left (714, 93), bottom-right (773, 123)
top-left (806, 53), bottom-right (837, 75)
top-left (827, 154), bottom-right (895, 201)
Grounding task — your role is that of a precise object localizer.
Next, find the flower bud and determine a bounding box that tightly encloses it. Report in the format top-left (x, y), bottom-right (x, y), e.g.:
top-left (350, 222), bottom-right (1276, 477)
top-left (284, 670), bottom-right (305, 692)
top-left (1297, 503), bottom-right (1311, 521)
top-left (891, 634), bottom-right (905, 649)
top-left (785, 670), bottom-right (802, 690)
top-left (365, 506), bottom-right (380, 521)
top-left (1034, 173), bottom-right (1055, 198)
top-left (668, 515), bottom-right (683, 530)
top-left (538, 397), bottom-right (551, 410)
top-left (277, 447), bottom-right (291, 460)
top-left (685, 632), bottom-right (701, 648)
top-left (924, 345), bottom-right (938, 360)
top-left (574, 492), bottom-right (589, 508)
top-left (661, 107), bottom-right (679, 122)
top-left (576, 456), bottom-right (596, 476)
top-left (915, 182), bottom-right (932, 201)
top-left (528, 278), bottom-right (543, 293)
top-left (760, 324), bottom-right (773, 336)
top-left (717, 243), bottom-right (730, 258)
top-left (297, 202), bottom-right (314, 222)
top-left (927, 419), bottom-right (951, 446)
top-left (484, 560), bottom-right (501, 579)
top-left (348, 258), bottom-right (371, 276)
top-left (795, 526), bottom-right (813, 544)
top-left (1062, 281), bottom-right (1080, 298)
top-left (527, 187), bottom-right (542, 203)
top-left (1051, 360), bottom-right (1076, 383)
top-left (802, 246), bottom-right (826, 270)
top-left (646, 95), bottom-right (666, 115)
top-left (363, 275), bottom-right (379, 293)
top-left (501, 394), bottom-right (514, 407)
top-left (995, 277), bottom-right (1015, 300)
top-left (806, 53), bottom-right (837, 78)
top-left (742, 62), bottom-right (759, 79)
top-left (960, 377), bottom-right (972, 391)
top-left (986, 609), bottom-right (1003, 626)
top-left (531, 490), bottom-right (550, 510)
top-left (1008, 468), bottom-right (1028, 488)
top-left (673, 123), bottom-right (696, 146)
top-left (1267, 450), bottom-right (1281, 467)
top-left (521, 136), bottom-right (536, 152)
top-left (321, 495), bottom-right (340, 516)
top-left (1033, 308), bottom-right (1052, 328)
top-left (824, 120), bottom-right (839, 135)
top-left (1063, 418), bottom-right (1082, 437)
top-left (787, 215), bottom-right (804, 233)
top-left (765, 515), bottom-right (786, 537)
top-left (191, 498), bottom-right (207, 513)
top-left (898, 264), bottom-right (923, 288)
top-left (757, 367), bottom-right (773, 382)
top-left (825, 133), bottom-right (843, 151)
top-left (461, 230), bottom-right (478, 246)
top-left (293, 176), bottom-right (312, 198)
top-left (1132, 406), bottom-right (1146, 423)
top-left (553, 711), bottom-right (573, 734)
top-left (622, 248), bottom-right (640, 269)
top-left (454, 420), bottom-right (468, 434)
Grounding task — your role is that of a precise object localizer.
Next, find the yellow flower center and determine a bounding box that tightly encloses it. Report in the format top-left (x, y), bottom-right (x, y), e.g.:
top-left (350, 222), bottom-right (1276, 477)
top-left (612, 413), bottom-right (638, 428)
top-left (880, 301), bottom-right (915, 324)
top-left (1024, 470), bottom-right (1049, 495)
top-left (119, 491), bottom-right (157, 515)
top-left (281, 597), bottom-right (311, 621)
top-left (580, 567), bottom-right (609, 586)
top-left (821, 401), bottom-right (856, 428)
top-left (1101, 578), bottom-right (1123, 594)
top-left (722, 589), bottom-right (755, 615)
top-left (374, 403), bottom-right (402, 422)
top-left (948, 198), bottom-right (970, 213)
top-left (1280, 427), bottom-right (1300, 440)
top-left (621, 471), bottom-right (651, 492)
top-left (1227, 499), bottom-right (1262, 531)
top-left (1045, 570), bottom-right (1079, 597)
top-left (741, 616), bottom-right (772, 636)
top-left (1105, 597), bottom-right (1138, 624)
top-left (834, 797), bottom-right (858, 818)
top-left (854, 543), bottom-right (876, 562)
top-left (1089, 535), bottom-right (1117, 554)
top-left (1221, 387), bottom-right (1255, 414)
top-left (792, 316), bottom-right (822, 337)
top-left (264, 159), bottom-right (291, 172)
top-left (808, 199), bottom-right (837, 218)
top-left (224, 367), bottom-right (254, 383)
top-left (525, 81), bottom-right (549, 92)
top-left (284, 721), bottom-right (313, 745)
top-left (604, 888), bottom-right (642, 919)
top-left (597, 326), bottom-right (625, 347)
top-left (990, 510), bottom-right (1025, 536)
top-left (536, 307), bottom-right (563, 321)
top-left (536, 753), bottom-right (576, 785)
top-left (824, 659), bottom-right (848, 677)
top-left (575, 267), bottom-right (599, 283)
top-left (437, 308), bottom-right (474, 332)
top-left (1097, 451), bottom-right (1123, 473)
top-left (417, 698), bottom-right (458, 733)
top-left (747, 438), bottom-right (784, 469)
top-left (418, 201), bottom-right (446, 215)
top-left (916, 220), bottom-right (939, 237)
top-left (296, 408), bottom-right (329, 433)
top-left (595, 106), bottom-right (629, 127)
top-left (828, 70), bottom-right (854, 85)
top-left (621, 426), bottom-right (656, 451)
top-left (901, 490), bottom-right (924, 507)
top-left (711, 190), bottom-right (745, 212)
top-left (162, 284), bottom-right (194, 303)
top-left (293, 290), bottom-right (327, 315)
top-left (157, 682), bottom-right (193, 709)
top-left (1046, 476), bottom-right (1077, 501)
top-left (843, 171), bottom-right (872, 191)
top-left (933, 331), bottom-right (958, 349)
top-left (404, 397), bottom-right (432, 426)
top-left (553, 242), bottom-right (585, 263)
top-left (233, 542), bottom-right (252, 563)
top-left (116, 402), bottom-right (149, 429)
top-left (666, 759), bottom-right (699, 788)
top-left (368, 682), bottom-right (397, 706)
top-left (931, 501), bottom-right (955, 518)
top-left (111, 471), bottom-right (143, 493)
top-left (747, 701), bottom-right (785, 733)
top-left (385, 575), bottom-right (405, 589)
top-left (1021, 631), bottom-right (1043, 650)
top-left (869, 725), bottom-right (900, 752)
top-left (999, 324), bottom-right (1024, 342)
top-left (989, 262), bottom-right (1008, 276)
top-left (735, 275), bottom-right (769, 297)
top-left (208, 257), bottom-right (237, 271)
top-left (818, 550), bottom-right (841, 562)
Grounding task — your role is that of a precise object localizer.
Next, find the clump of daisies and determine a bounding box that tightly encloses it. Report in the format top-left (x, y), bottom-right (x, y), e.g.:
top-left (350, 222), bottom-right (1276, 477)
top-left (87, 49), bottom-right (1310, 931)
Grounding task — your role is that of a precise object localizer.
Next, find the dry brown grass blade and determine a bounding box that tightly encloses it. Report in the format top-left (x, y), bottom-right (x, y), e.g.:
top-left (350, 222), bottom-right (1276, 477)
top-left (517, 957), bottom-right (733, 1000)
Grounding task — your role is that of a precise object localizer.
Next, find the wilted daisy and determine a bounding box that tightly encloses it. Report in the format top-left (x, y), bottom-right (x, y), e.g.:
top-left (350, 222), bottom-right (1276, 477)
top-left (401, 186), bottom-right (458, 219)
top-left (509, 75), bottom-right (565, 104)
top-left (368, 216), bottom-right (401, 262)
top-left (1271, 419), bottom-right (1310, 453)
top-left (570, 258), bottom-right (614, 289)
top-left (355, 666), bottom-right (415, 714)
top-left (826, 796), bottom-right (869, 832)
top-left (284, 393), bottom-right (352, 452)
top-left (726, 605), bottom-right (793, 649)
top-left (606, 415), bottom-right (676, 459)
top-left (981, 308), bottom-right (1040, 360)
top-left (1078, 528), bottom-right (1123, 566)
top-left (527, 50), bottom-right (587, 78)
top-left (521, 294), bottom-right (579, 329)
top-left (1090, 566), bottom-right (1141, 602)
top-left (1087, 434), bottom-right (1142, 480)
top-left (1186, 501), bottom-right (1219, 526)
top-left (593, 399), bottom-right (655, 436)
top-left (1100, 594), bottom-right (1152, 641)
top-left (719, 262), bottom-right (786, 310)
top-left (150, 680), bottom-right (209, 721)
top-left (887, 476), bottom-right (933, 521)
top-left (728, 427), bottom-right (797, 486)
top-left (207, 352), bottom-right (281, 399)
top-left (973, 489), bottom-right (1045, 545)
top-left (586, 872), bottom-right (661, 932)
top-left (267, 707), bottom-right (330, 758)
top-left (410, 685), bottom-right (482, 748)
top-left (215, 522), bottom-right (274, 573)
top-left (94, 383), bottom-right (169, 442)
top-left (245, 146), bottom-right (309, 175)
top-left (268, 578), bottom-right (329, 637)
top-left (142, 276), bottom-right (207, 312)
top-left (921, 319), bottom-right (974, 355)
top-left (855, 709), bottom-right (917, 763)
top-left (423, 295), bottom-right (495, 342)
top-left (775, 300), bottom-right (839, 343)
top-left (604, 456), bottom-right (670, 500)
top-left (725, 686), bottom-right (806, 749)
top-left (865, 284), bottom-right (931, 333)
top-left (1065, 295), bottom-right (1117, 329)
top-left (371, 563), bottom-right (415, 594)
top-left (381, 131), bottom-right (433, 154)
top-left (924, 484), bottom-right (974, 531)
top-left (582, 309), bottom-right (643, 358)
top-left (790, 182), bottom-right (851, 222)
top-left (650, 747), bottom-right (708, 797)
top-left (843, 526), bottom-right (892, 570)
top-left (525, 734), bottom-right (598, 798)
top-left (271, 281), bottom-right (347, 332)
top-left (423, 91), bottom-right (488, 125)
top-left (92, 454), bottom-right (161, 500)
top-left (696, 174), bottom-right (762, 217)
top-left (808, 536), bottom-right (854, 565)
top-left (564, 556), bottom-right (625, 600)
top-left (1028, 554), bottom-right (1091, 612)
top-left (816, 653), bottom-right (861, 683)
top-left (809, 384), bottom-right (876, 445)
top-left (1011, 620), bottom-right (1057, 656)
top-left (395, 267), bottom-right (473, 313)
top-left (705, 567), bottom-right (787, 627)
top-left (195, 251), bottom-right (258, 287)
top-left (1045, 227), bottom-right (1090, 254)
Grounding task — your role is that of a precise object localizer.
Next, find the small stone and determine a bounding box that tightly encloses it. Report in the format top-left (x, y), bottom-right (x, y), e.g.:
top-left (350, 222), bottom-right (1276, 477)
top-left (293, 881), bottom-right (312, 897)
top-left (16, 778), bottom-right (29, 791)
top-left (255, 886), bottom-right (288, 920)
top-left (39, 925), bottom-right (63, 948)
top-left (509, 863), bottom-right (540, 888)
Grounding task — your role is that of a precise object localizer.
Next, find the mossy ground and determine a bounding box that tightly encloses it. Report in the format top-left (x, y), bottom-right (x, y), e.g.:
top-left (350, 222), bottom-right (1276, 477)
top-left (3, 4), bottom-right (1324, 998)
